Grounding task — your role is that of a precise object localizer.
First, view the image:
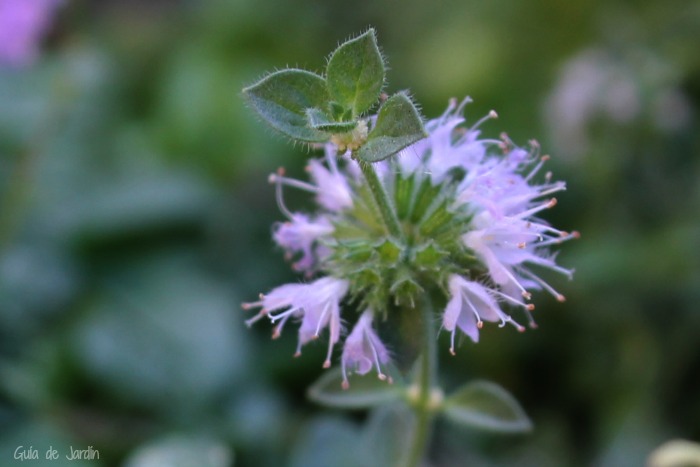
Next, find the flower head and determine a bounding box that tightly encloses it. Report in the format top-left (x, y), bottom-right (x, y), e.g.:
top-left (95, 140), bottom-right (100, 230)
top-left (245, 96), bottom-right (576, 383)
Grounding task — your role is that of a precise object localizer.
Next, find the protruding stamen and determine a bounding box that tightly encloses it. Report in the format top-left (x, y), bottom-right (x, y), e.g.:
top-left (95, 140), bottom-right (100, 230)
top-left (491, 288), bottom-right (535, 311)
top-left (470, 110), bottom-right (498, 133)
top-left (366, 328), bottom-right (387, 382)
top-left (244, 310), bottom-right (268, 327)
top-left (519, 268), bottom-right (566, 302)
top-left (271, 169), bottom-right (294, 219)
top-left (524, 155), bottom-right (550, 182)
top-left (514, 198), bottom-right (557, 220)
top-left (455, 96), bottom-right (474, 116)
top-left (241, 300), bottom-right (263, 310)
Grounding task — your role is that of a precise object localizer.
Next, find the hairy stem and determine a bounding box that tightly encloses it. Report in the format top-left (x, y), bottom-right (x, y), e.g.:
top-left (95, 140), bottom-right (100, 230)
top-left (404, 297), bottom-right (438, 467)
top-left (355, 158), bottom-right (403, 239)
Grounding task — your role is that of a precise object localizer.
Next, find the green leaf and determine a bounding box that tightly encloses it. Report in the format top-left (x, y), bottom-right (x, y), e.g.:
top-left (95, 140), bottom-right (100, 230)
top-left (442, 380), bottom-right (533, 433)
top-left (355, 92), bottom-right (427, 162)
top-left (326, 29), bottom-right (385, 117)
top-left (242, 69), bottom-right (330, 142)
top-left (307, 367), bottom-right (403, 409)
top-left (306, 107), bottom-right (358, 133)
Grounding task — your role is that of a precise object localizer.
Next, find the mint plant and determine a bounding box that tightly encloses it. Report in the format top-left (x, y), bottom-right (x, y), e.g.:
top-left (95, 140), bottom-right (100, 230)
top-left (242, 29), bottom-right (577, 466)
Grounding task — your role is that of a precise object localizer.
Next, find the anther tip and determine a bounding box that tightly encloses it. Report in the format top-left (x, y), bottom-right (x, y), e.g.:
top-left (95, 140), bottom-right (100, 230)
top-left (522, 291), bottom-right (532, 300)
top-left (572, 231), bottom-right (581, 239)
top-left (526, 304), bottom-right (536, 311)
top-left (449, 348), bottom-right (456, 356)
top-left (322, 360), bottom-right (331, 369)
top-left (548, 198), bottom-right (558, 208)
top-left (557, 295), bottom-right (566, 303)
top-left (488, 110), bottom-right (498, 119)
top-left (378, 373), bottom-right (387, 381)
top-left (477, 321), bottom-right (484, 329)
top-left (341, 380), bottom-right (350, 390)
top-left (529, 322), bottom-right (539, 329)
top-left (293, 351), bottom-right (301, 358)
top-left (541, 154), bottom-right (550, 161)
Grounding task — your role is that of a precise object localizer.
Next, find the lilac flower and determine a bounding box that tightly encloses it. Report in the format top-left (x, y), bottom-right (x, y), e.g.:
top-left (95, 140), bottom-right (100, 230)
top-left (306, 147), bottom-right (354, 212)
top-left (341, 310), bottom-right (391, 389)
top-left (443, 275), bottom-right (526, 353)
top-left (243, 277), bottom-right (349, 368)
top-left (400, 98), bottom-right (577, 346)
top-left (273, 213), bottom-right (333, 273)
top-left (245, 96), bottom-right (575, 375)
top-left (462, 210), bottom-right (577, 305)
top-left (269, 146), bottom-right (353, 215)
top-left (396, 97), bottom-right (495, 182)
top-left (0, 0), bottom-right (62, 67)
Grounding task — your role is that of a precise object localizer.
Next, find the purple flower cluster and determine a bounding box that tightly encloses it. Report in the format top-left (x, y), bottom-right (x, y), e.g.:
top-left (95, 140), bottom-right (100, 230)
top-left (244, 98), bottom-right (576, 387)
top-left (0, 0), bottom-right (62, 67)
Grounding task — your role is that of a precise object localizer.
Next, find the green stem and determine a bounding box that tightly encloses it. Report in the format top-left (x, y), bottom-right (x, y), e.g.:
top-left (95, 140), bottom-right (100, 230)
top-left (404, 296), bottom-right (438, 467)
top-left (355, 158), bottom-right (403, 239)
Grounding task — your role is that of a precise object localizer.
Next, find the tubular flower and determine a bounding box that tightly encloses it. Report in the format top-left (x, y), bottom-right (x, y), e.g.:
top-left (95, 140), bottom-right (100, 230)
top-left (243, 277), bottom-right (349, 368)
top-left (272, 213), bottom-right (333, 273)
top-left (244, 97), bottom-right (576, 384)
top-left (443, 275), bottom-right (527, 352)
top-left (341, 310), bottom-right (392, 389)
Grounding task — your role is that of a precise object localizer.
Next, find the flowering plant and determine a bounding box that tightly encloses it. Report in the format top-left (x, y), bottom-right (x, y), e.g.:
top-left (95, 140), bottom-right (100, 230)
top-left (243, 29), bottom-right (576, 466)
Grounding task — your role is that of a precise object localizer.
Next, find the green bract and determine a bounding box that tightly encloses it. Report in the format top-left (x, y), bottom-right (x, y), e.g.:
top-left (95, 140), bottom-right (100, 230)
top-left (242, 69), bottom-right (329, 142)
top-left (326, 29), bottom-right (385, 118)
top-left (242, 28), bottom-right (427, 162)
top-left (355, 92), bottom-right (427, 163)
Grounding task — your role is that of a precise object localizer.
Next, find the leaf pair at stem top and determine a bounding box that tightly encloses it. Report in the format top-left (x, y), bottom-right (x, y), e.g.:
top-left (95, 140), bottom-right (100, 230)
top-left (242, 28), bottom-right (427, 162)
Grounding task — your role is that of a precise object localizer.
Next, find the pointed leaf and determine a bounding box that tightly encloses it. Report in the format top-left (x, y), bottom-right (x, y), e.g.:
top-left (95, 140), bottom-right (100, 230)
top-left (355, 92), bottom-right (427, 162)
top-left (242, 69), bottom-right (330, 142)
top-left (307, 367), bottom-right (403, 409)
top-left (306, 107), bottom-right (358, 133)
top-left (326, 29), bottom-right (385, 117)
top-left (442, 380), bottom-right (533, 433)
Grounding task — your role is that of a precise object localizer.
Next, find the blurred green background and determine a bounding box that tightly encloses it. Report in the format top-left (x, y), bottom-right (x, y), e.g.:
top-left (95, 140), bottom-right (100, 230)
top-left (1, 0), bottom-right (699, 466)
